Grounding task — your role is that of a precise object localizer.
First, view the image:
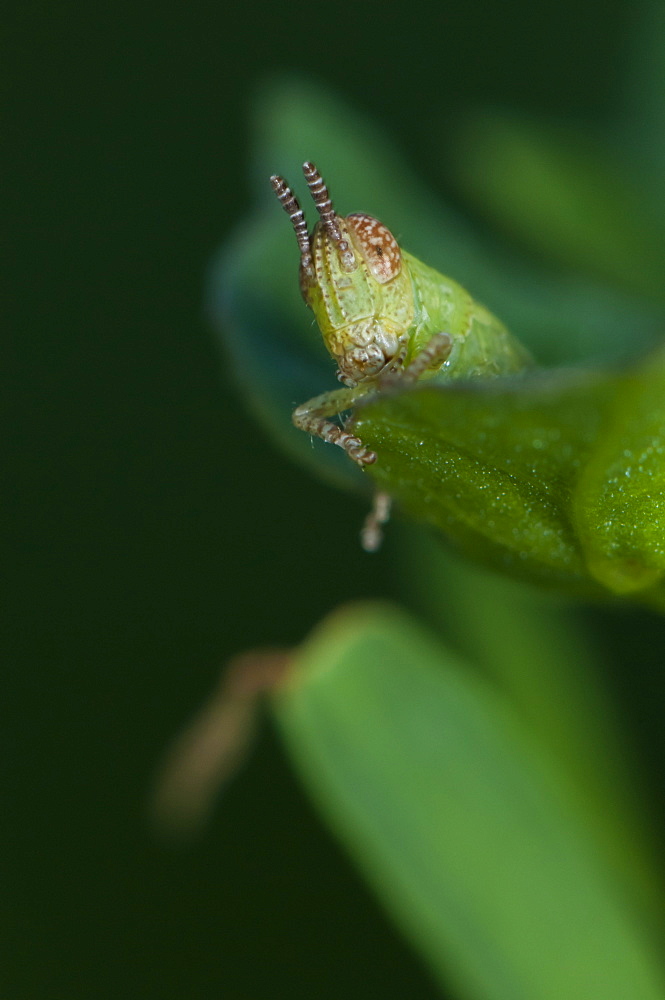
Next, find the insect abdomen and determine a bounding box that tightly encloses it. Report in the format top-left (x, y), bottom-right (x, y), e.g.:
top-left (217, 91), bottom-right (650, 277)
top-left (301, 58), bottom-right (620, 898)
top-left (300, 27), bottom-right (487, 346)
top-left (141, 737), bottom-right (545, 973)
top-left (448, 308), bottom-right (532, 378)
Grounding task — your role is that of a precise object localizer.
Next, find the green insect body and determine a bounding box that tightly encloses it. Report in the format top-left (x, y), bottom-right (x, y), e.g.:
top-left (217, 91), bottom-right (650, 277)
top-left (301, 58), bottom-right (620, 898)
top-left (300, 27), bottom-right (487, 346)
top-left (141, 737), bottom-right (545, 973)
top-left (271, 162), bottom-right (531, 548)
top-left (392, 249), bottom-right (532, 381)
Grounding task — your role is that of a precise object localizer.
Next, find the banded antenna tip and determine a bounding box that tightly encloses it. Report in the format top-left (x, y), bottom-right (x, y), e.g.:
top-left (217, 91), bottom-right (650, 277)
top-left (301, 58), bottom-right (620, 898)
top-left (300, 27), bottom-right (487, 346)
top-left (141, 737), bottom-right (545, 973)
top-left (302, 161), bottom-right (344, 244)
top-left (270, 173), bottom-right (311, 266)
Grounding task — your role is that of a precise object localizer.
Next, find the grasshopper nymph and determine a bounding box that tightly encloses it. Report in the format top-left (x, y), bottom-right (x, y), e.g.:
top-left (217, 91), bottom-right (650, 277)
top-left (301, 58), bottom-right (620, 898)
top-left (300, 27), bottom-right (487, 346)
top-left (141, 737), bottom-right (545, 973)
top-left (271, 162), bottom-right (530, 549)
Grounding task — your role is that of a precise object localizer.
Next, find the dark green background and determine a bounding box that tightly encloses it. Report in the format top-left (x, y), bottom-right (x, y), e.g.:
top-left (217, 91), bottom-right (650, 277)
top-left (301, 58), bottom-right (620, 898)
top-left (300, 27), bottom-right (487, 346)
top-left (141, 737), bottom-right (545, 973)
top-left (6, 1), bottom-right (659, 997)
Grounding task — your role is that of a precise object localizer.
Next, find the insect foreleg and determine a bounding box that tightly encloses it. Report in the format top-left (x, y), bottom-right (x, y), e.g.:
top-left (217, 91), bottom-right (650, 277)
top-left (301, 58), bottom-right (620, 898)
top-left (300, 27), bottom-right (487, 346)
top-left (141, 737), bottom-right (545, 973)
top-left (292, 386), bottom-right (378, 466)
top-left (376, 332), bottom-right (452, 391)
top-left (402, 332), bottom-right (453, 384)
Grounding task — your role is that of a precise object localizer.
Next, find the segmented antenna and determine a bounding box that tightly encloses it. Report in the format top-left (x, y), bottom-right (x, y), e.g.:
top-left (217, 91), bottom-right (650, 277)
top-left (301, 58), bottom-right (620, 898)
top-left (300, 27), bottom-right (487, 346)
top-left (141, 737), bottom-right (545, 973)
top-left (302, 161), bottom-right (355, 271)
top-left (270, 174), bottom-right (313, 274)
top-left (302, 161), bottom-right (345, 247)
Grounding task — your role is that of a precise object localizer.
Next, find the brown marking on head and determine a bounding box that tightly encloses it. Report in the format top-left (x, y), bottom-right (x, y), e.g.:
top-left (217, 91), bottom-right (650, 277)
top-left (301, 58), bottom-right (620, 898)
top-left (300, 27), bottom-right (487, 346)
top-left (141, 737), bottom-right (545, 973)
top-left (345, 213), bottom-right (402, 283)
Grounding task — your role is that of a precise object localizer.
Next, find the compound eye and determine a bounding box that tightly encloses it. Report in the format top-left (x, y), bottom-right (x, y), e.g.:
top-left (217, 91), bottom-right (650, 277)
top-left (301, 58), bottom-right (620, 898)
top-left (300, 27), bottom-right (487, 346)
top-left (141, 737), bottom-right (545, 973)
top-left (345, 213), bottom-right (402, 283)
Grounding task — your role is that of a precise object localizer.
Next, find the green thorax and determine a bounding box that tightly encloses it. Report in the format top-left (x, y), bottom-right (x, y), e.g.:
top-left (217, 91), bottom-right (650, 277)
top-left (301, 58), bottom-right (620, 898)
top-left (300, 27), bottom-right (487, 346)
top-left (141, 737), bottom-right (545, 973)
top-left (405, 251), bottom-right (532, 378)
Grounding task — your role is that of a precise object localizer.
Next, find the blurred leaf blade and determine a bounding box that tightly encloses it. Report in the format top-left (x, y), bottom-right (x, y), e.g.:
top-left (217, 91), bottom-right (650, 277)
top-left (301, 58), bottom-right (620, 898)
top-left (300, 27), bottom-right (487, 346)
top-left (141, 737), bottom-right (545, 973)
top-left (274, 602), bottom-right (665, 1000)
top-left (399, 532), bottom-right (664, 917)
top-left (448, 112), bottom-right (665, 303)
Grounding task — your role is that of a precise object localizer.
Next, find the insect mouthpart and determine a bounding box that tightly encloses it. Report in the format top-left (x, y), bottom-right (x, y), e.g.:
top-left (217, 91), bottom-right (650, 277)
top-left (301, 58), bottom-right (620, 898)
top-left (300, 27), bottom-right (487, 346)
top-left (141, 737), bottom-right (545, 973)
top-left (331, 320), bottom-right (404, 386)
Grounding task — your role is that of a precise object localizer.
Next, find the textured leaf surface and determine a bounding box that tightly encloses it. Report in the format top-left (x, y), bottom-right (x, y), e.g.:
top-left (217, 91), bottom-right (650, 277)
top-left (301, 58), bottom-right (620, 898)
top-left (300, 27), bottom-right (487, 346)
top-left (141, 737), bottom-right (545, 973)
top-left (575, 349), bottom-right (665, 593)
top-left (352, 351), bottom-right (665, 600)
top-left (275, 602), bottom-right (665, 1000)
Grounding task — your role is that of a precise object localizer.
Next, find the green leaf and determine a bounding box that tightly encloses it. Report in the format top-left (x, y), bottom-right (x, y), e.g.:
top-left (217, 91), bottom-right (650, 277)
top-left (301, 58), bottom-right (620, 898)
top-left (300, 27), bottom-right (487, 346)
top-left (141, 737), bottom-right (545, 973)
top-left (274, 602), bottom-right (665, 1000)
top-left (398, 533), bottom-right (662, 917)
top-left (575, 348), bottom-right (665, 594)
top-left (351, 349), bottom-right (665, 601)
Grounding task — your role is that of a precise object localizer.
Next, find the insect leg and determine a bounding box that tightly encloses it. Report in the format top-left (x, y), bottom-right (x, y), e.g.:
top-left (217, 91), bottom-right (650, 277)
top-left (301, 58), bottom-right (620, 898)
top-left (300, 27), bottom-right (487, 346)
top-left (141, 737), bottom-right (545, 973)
top-left (293, 387), bottom-right (377, 466)
top-left (360, 491), bottom-right (392, 552)
top-left (402, 332), bottom-right (453, 384)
